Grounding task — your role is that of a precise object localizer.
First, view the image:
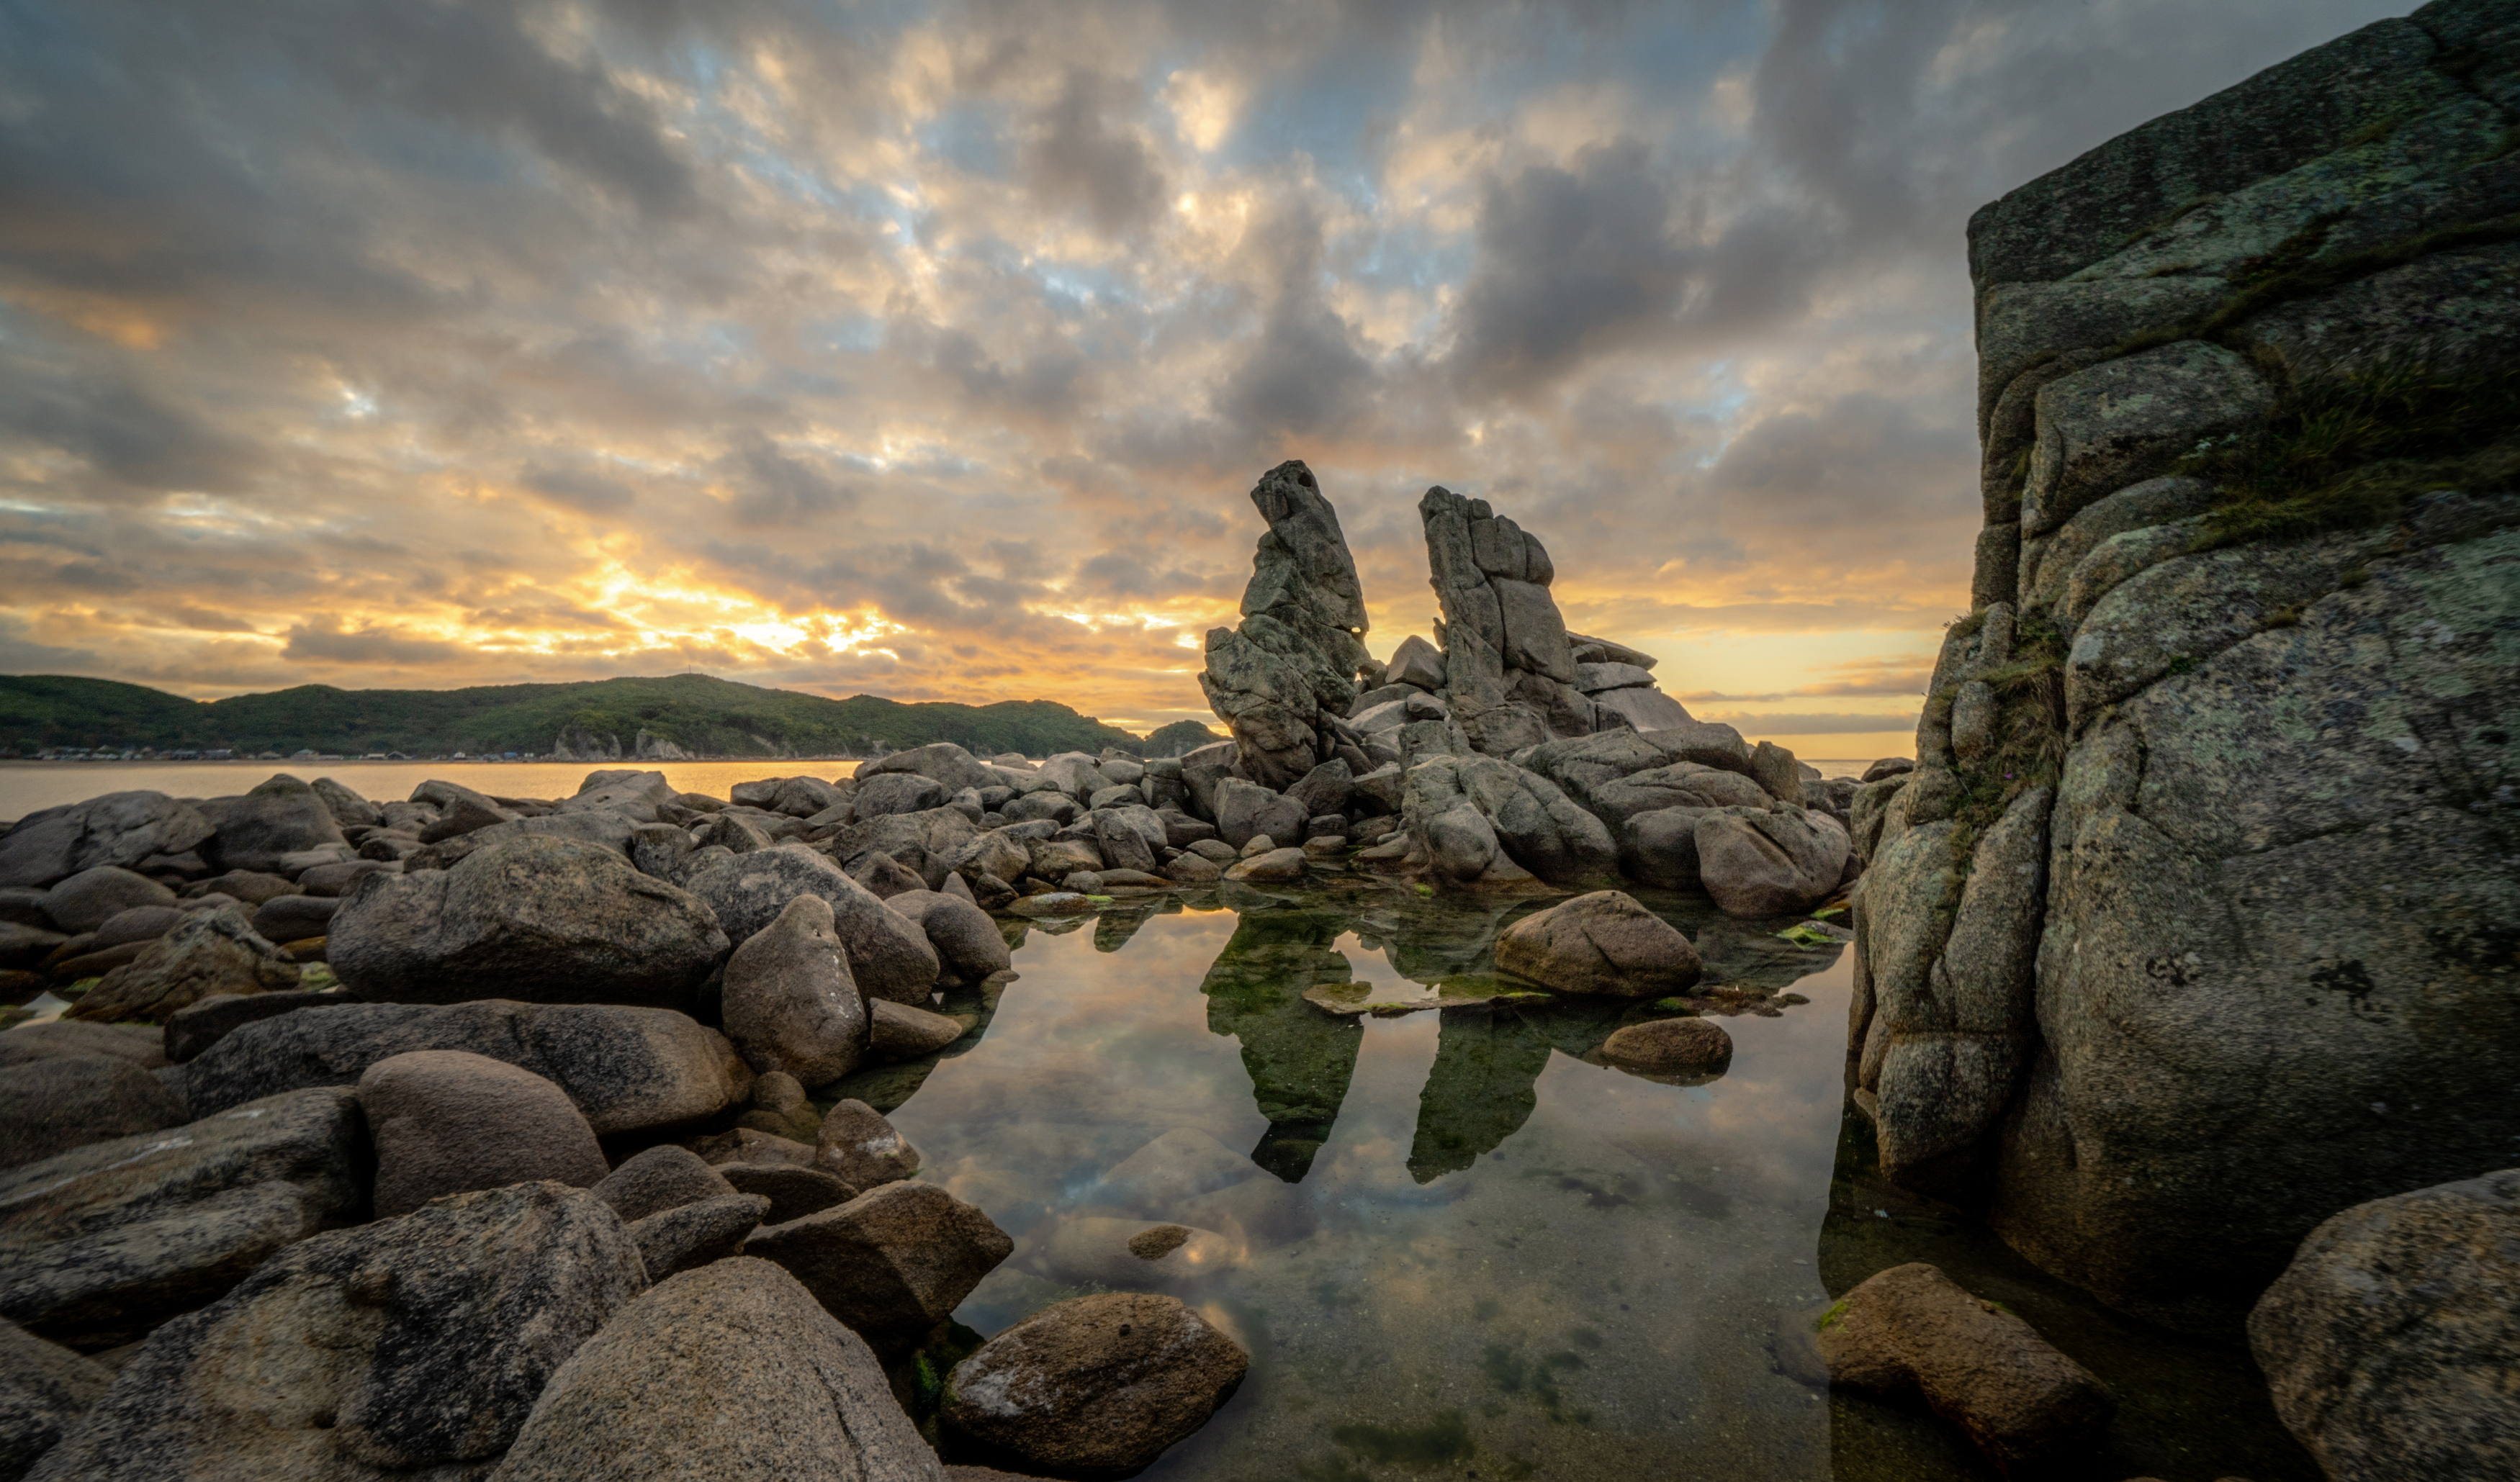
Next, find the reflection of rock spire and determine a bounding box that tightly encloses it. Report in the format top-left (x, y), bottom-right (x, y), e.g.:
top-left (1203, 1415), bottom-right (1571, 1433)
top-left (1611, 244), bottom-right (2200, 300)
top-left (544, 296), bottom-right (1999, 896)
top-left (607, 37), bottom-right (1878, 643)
top-left (1197, 905), bottom-right (1365, 1183)
top-left (1408, 1008), bottom-right (1554, 1183)
top-left (1200, 461), bottom-right (1374, 790)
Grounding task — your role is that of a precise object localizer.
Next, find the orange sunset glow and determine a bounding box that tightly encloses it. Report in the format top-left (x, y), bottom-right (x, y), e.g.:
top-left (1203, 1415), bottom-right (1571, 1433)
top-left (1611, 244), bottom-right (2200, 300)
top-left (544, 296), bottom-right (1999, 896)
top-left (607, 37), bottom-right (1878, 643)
top-left (0, 0), bottom-right (2400, 758)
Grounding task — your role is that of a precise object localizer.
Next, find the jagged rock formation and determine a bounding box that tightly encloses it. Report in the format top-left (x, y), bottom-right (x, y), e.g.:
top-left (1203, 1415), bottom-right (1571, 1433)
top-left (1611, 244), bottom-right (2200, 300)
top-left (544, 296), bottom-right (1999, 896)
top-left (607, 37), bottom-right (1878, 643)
top-left (1199, 461), bottom-right (1374, 790)
top-left (1853, 0), bottom-right (2520, 1339)
top-left (1417, 485), bottom-right (1585, 754)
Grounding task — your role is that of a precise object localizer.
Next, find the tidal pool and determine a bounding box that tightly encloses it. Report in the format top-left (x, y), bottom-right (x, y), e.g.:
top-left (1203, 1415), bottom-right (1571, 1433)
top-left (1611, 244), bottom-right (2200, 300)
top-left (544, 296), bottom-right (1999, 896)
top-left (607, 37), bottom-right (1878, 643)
top-left (839, 881), bottom-right (2316, 1482)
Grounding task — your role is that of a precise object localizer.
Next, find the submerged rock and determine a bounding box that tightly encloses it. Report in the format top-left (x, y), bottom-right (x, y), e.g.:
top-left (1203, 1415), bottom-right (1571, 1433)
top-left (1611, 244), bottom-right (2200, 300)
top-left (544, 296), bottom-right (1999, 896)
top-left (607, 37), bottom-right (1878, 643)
top-left (1815, 1262), bottom-right (2112, 1474)
top-left (28, 1181), bottom-right (644, 1481)
top-left (488, 1258), bottom-right (939, 1482)
top-left (2249, 1168), bottom-right (2520, 1482)
top-left (1599, 1016), bottom-right (1732, 1075)
top-left (942, 1291), bottom-right (1248, 1478)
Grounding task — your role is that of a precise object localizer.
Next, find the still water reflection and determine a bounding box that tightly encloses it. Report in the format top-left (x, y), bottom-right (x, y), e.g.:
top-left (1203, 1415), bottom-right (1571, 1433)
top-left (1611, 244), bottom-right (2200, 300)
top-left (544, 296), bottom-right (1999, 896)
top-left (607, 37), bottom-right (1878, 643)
top-left (855, 884), bottom-right (2316, 1482)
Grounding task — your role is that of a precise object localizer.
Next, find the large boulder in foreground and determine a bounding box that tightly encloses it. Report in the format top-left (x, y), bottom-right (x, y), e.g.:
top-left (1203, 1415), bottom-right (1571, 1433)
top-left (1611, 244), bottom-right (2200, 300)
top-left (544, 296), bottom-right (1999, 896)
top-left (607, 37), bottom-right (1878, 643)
top-left (942, 1291), bottom-right (1248, 1478)
top-left (2249, 1169), bottom-right (2520, 1482)
top-left (1814, 1262), bottom-right (2112, 1475)
top-left (177, 1000), bottom-right (751, 1138)
top-left (721, 893), bottom-right (867, 1088)
top-left (1495, 891), bottom-right (1701, 997)
top-left (359, 1051), bottom-right (611, 1219)
top-left (330, 835), bottom-right (729, 1011)
top-left (0, 1319), bottom-right (112, 1479)
top-left (0, 1088), bottom-right (364, 1349)
top-left (0, 792), bottom-right (213, 890)
top-left (744, 1180), bottom-right (1011, 1352)
top-left (682, 845), bottom-right (940, 1006)
top-left (28, 1182), bottom-right (644, 1481)
top-left (196, 774), bottom-right (348, 875)
top-left (65, 906), bottom-right (300, 1025)
top-left (489, 1257), bottom-right (940, 1482)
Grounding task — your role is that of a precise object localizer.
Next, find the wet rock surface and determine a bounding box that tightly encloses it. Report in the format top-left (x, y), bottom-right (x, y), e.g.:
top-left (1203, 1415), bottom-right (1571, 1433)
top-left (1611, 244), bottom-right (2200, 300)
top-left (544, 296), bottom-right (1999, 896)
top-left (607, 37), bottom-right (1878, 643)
top-left (943, 1292), bottom-right (1249, 1478)
top-left (1495, 890), bottom-right (1703, 997)
top-left (1816, 1262), bottom-right (2115, 1474)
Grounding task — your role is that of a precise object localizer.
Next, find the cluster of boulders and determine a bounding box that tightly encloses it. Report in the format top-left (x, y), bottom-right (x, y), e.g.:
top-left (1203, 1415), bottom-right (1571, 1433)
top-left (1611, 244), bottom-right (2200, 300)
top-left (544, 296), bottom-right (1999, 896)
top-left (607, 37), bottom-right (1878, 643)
top-left (0, 763), bottom-right (1272, 1481)
top-left (1190, 461), bottom-right (1873, 915)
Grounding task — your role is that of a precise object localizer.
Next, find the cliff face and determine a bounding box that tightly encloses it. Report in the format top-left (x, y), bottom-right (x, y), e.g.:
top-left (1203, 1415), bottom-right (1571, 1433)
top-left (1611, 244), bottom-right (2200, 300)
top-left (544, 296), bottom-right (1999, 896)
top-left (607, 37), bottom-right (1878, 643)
top-left (1851, 0), bottom-right (2520, 1336)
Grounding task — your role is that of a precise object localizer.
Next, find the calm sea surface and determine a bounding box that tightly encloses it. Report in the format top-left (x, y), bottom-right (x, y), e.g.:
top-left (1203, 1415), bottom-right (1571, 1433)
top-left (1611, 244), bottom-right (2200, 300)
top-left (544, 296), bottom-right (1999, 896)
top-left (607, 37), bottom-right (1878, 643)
top-left (0, 760), bottom-right (1890, 821)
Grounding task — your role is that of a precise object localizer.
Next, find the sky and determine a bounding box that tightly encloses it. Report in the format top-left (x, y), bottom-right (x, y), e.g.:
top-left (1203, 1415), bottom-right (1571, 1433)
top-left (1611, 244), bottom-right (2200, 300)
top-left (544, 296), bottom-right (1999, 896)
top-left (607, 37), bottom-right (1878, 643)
top-left (0, 0), bottom-right (2407, 759)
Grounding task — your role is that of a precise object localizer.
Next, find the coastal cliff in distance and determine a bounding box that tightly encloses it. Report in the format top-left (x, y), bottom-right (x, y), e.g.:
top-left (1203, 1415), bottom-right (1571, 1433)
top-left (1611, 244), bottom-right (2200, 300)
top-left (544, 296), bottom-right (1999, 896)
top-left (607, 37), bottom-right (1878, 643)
top-left (1848, 0), bottom-right (2519, 1342)
top-left (0, 672), bottom-right (1153, 762)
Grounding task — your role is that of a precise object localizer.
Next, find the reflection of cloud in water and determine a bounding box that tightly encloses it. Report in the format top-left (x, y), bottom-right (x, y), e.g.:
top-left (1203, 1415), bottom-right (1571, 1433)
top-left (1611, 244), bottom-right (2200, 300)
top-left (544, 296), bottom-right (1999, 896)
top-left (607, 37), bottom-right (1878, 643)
top-left (885, 893), bottom-right (1867, 1481)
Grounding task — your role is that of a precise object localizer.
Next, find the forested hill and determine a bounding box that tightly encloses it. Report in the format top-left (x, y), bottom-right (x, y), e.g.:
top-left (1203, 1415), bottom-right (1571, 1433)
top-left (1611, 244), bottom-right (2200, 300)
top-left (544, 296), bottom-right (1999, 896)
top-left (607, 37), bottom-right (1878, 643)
top-left (0, 673), bottom-right (1149, 759)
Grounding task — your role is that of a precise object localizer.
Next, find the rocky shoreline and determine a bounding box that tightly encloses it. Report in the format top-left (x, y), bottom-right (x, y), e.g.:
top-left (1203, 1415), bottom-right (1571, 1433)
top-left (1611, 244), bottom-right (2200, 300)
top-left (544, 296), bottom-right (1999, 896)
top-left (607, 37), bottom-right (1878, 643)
top-left (0, 726), bottom-right (1889, 1479)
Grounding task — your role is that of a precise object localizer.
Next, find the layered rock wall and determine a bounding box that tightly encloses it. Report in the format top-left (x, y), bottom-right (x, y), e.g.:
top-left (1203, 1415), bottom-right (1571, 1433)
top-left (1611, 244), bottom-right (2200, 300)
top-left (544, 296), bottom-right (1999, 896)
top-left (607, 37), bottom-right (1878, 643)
top-left (1853, 0), bottom-right (2520, 1335)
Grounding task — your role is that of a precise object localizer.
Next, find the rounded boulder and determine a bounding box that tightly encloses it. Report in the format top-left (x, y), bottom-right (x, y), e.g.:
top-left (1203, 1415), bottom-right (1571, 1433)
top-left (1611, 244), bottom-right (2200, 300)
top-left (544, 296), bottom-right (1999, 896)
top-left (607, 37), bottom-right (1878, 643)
top-left (1600, 1016), bottom-right (1733, 1081)
top-left (943, 1291), bottom-right (1249, 1477)
top-left (721, 893), bottom-right (867, 1088)
top-left (356, 1050), bottom-right (610, 1218)
top-left (1496, 890), bottom-right (1702, 996)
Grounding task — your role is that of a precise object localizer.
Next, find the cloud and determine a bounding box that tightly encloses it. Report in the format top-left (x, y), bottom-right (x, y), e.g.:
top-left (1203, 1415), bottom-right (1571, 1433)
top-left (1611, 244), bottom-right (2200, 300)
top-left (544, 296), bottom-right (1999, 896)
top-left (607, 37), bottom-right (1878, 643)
top-left (519, 463), bottom-right (639, 514)
top-left (0, 0), bottom-right (2409, 724)
top-left (719, 430), bottom-right (854, 527)
top-left (1024, 69), bottom-right (1168, 238)
top-left (280, 621), bottom-right (464, 666)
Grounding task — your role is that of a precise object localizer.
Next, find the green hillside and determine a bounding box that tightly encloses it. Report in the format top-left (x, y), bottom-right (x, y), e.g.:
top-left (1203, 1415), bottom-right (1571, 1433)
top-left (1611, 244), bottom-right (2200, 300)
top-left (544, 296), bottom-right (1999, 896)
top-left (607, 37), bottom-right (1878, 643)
top-left (0, 673), bottom-right (1151, 759)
